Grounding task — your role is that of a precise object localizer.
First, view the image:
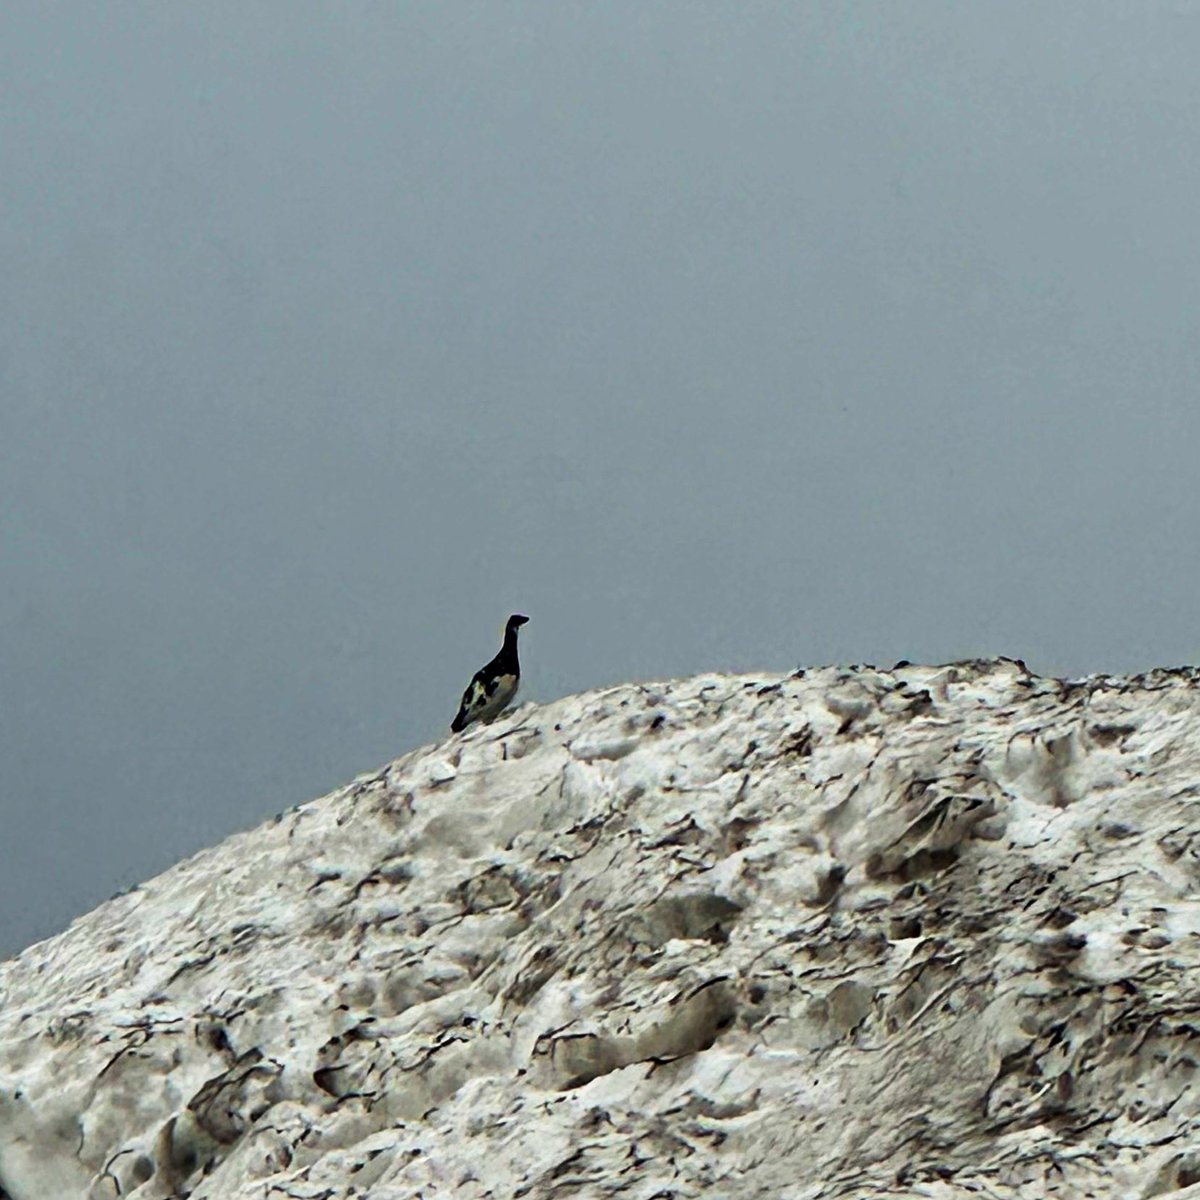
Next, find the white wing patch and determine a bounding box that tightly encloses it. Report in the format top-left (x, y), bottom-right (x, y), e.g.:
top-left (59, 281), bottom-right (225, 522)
top-left (456, 673), bottom-right (519, 730)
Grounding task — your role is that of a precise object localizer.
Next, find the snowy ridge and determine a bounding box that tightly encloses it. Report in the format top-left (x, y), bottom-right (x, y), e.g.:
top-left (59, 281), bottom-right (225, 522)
top-left (3, 660), bottom-right (1200, 1198)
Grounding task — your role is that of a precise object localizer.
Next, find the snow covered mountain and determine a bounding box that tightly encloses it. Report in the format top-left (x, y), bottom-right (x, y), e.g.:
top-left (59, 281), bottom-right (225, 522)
top-left (3, 660), bottom-right (1200, 1199)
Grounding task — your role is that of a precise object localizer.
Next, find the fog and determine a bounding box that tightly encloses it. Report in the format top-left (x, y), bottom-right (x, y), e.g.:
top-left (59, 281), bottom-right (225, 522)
top-left (3, 2), bottom-right (1199, 956)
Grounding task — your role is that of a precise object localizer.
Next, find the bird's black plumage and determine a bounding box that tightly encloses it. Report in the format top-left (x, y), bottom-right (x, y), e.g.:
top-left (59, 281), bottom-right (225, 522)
top-left (451, 614), bottom-right (529, 733)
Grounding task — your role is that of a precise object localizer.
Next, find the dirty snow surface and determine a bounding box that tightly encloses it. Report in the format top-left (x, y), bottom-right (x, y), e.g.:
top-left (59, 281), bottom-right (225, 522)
top-left (4, 660), bottom-right (1200, 1199)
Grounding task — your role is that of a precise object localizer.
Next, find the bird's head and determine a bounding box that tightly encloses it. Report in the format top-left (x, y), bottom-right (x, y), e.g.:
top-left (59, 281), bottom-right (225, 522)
top-left (507, 614), bottom-right (529, 632)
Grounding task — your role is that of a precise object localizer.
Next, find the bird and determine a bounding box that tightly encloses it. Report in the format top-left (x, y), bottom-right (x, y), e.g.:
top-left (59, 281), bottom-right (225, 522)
top-left (450, 614), bottom-right (529, 733)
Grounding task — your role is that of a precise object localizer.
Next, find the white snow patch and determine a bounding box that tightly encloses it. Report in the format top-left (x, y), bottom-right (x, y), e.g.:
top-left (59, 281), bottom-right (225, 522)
top-left (1, 661), bottom-right (1200, 1198)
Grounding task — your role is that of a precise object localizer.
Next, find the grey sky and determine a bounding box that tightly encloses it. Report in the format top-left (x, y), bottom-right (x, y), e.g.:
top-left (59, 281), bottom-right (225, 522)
top-left (3, 1), bottom-right (1199, 958)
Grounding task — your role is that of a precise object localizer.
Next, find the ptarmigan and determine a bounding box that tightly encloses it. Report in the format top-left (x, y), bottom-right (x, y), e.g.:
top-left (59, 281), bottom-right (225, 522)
top-left (450, 614), bottom-right (529, 733)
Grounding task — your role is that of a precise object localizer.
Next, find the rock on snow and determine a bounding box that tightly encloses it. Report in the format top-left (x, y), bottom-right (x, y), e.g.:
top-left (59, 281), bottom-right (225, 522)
top-left (3, 660), bottom-right (1200, 1198)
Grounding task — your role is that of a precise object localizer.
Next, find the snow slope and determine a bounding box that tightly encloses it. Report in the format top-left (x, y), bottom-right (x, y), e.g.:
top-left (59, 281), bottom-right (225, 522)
top-left (3, 660), bottom-right (1200, 1198)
